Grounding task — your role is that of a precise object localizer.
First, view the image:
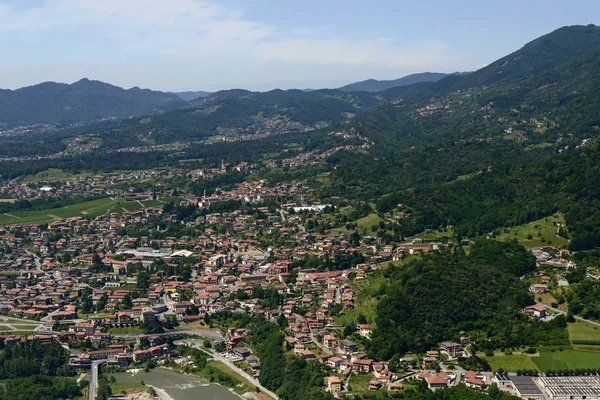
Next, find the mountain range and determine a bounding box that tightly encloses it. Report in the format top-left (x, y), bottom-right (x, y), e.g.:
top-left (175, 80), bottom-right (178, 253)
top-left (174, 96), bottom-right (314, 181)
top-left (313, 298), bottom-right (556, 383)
top-left (0, 78), bottom-right (184, 127)
top-left (173, 91), bottom-right (212, 101)
top-left (1, 24), bottom-right (600, 251)
top-left (336, 71), bottom-right (470, 92)
top-left (0, 72), bottom-right (471, 128)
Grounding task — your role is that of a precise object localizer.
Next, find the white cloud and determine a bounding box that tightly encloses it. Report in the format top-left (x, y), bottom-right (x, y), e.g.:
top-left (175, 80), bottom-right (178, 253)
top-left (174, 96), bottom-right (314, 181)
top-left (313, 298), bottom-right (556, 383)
top-left (257, 38), bottom-right (456, 70)
top-left (0, 1), bottom-right (466, 90)
top-left (0, 0), bottom-right (272, 48)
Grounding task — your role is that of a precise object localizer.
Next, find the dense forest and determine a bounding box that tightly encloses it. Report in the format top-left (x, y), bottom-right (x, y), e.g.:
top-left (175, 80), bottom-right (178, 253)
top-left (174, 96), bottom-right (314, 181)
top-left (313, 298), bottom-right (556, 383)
top-left (368, 242), bottom-right (569, 360)
top-left (0, 340), bottom-right (80, 400)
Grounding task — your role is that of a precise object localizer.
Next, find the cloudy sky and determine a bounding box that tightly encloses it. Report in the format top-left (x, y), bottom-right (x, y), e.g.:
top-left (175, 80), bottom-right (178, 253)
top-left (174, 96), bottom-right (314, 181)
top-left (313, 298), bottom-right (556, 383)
top-left (0, 0), bottom-right (598, 91)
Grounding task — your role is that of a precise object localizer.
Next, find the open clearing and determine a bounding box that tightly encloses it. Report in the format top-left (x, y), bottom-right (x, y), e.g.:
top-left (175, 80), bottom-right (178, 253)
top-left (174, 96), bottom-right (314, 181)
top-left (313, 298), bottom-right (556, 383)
top-left (496, 212), bottom-right (569, 247)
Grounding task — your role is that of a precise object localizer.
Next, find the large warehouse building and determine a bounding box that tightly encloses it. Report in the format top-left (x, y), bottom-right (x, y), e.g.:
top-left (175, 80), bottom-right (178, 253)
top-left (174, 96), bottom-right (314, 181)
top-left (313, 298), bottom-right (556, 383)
top-left (537, 376), bottom-right (600, 400)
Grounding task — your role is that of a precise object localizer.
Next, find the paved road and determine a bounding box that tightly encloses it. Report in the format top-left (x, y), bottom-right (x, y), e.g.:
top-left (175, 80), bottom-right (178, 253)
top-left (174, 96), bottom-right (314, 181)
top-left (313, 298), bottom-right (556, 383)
top-left (89, 360), bottom-right (103, 400)
top-left (0, 316), bottom-right (42, 332)
top-left (24, 250), bottom-right (42, 271)
top-left (309, 331), bottom-right (333, 355)
top-left (211, 352), bottom-right (279, 399)
top-left (175, 340), bottom-right (278, 399)
top-left (538, 301), bottom-right (600, 327)
top-left (112, 328), bottom-right (224, 341)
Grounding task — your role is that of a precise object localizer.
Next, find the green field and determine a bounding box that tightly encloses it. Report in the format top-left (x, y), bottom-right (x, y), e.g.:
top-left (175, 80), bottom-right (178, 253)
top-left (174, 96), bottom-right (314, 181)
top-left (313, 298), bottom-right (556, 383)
top-left (110, 382), bottom-right (146, 393)
top-left (356, 213), bottom-right (383, 230)
top-left (349, 374), bottom-right (375, 393)
top-left (19, 168), bottom-right (86, 183)
top-left (568, 321), bottom-right (600, 342)
top-left (496, 213), bottom-right (569, 247)
top-left (107, 326), bottom-right (145, 334)
top-left (414, 227), bottom-right (455, 241)
top-left (208, 361), bottom-right (257, 393)
top-left (532, 349), bottom-right (600, 372)
top-left (483, 354), bottom-right (538, 372)
top-left (0, 197), bottom-right (167, 226)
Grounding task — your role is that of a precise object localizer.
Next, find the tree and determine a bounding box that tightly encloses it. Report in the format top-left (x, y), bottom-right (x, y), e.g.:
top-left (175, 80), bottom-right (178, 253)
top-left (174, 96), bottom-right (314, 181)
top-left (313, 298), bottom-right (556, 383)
top-left (344, 318), bottom-right (357, 338)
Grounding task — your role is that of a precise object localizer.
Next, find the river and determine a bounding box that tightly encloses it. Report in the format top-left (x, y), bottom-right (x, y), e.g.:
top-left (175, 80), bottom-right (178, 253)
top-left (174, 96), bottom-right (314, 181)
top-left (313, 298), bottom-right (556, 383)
top-left (111, 368), bottom-right (241, 400)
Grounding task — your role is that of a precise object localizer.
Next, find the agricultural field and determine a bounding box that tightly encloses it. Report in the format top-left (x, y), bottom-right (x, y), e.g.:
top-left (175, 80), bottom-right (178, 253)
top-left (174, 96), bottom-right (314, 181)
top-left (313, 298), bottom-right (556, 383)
top-left (482, 354), bottom-right (538, 372)
top-left (0, 197), bottom-right (168, 226)
top-left (568, 321), bottom-right (600, 343)
top-left (496, 212), bottom-right (569, 248)
top-left (532, 349), bottom-right (600, 372)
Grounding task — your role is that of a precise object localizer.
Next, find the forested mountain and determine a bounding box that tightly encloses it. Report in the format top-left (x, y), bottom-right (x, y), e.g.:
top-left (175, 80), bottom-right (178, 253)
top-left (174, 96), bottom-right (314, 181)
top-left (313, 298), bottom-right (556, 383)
top-left (321, 24), bottom-right (600, 249)
top-left (2, 26), bottom-right (600, 248)
top-left (337, 72), bottom-right (463, 92)
top-left (0, 88), bottom-right (382, 156)
top-left (0, 78), bottom-right (184, 127)
top-left (381, 24), bottom-right (600, 103)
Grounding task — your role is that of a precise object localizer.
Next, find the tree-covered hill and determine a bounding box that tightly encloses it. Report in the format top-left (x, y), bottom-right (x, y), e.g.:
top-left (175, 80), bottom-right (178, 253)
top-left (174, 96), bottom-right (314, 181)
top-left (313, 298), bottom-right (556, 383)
top-left (381, 24), bottom-right (600, 103)
top-left (320, 24), bottom-right (600, 249)
top-left (368, 243), bottom-right (568, 360)
top-left (0, 87), bottom-right (382, 154)
top-left (0, 78), bottom-right (184, 127)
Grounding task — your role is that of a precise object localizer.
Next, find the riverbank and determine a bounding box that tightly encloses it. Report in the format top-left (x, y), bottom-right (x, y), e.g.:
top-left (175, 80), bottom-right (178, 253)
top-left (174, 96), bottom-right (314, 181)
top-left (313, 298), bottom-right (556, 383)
top-left (110, 367), bottom-right (241, 400)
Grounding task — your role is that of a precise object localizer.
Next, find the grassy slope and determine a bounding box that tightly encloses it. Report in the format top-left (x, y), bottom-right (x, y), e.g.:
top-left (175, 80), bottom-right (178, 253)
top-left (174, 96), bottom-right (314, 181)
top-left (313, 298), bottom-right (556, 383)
top-left (496, 213), bottom-right (569, 247)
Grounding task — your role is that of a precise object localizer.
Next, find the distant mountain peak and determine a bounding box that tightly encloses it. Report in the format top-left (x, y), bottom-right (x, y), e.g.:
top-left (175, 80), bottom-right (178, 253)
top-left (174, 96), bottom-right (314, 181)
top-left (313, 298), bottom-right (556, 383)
top-left (338, 72), bottom-right (471, 93)
top-left (0, 79), bottom-right (184, 127)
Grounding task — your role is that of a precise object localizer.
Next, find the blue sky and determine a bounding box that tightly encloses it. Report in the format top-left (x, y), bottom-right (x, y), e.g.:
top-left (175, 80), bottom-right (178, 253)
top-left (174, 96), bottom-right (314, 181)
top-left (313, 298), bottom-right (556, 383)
top-left (0, 0), bottom-right (598, 91)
